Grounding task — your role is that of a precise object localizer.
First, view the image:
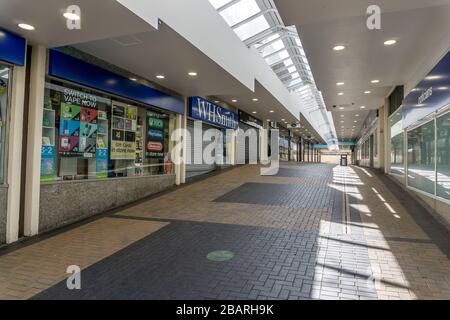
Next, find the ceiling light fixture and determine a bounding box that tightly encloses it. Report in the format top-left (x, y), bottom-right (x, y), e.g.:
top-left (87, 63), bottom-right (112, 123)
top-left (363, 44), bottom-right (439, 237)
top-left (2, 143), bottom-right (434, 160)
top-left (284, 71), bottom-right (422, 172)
top-left (252, 98), bottom-right (259, 102)
top-left (333, 45), bottom-right (346, 51)
top-left (18, 23), bottom-right (35, 30)
top-left (364, 91), bottom-right (371, 94)
top-left (252, 111), bottom-right (257, 114)
top-left (156, 75), bottom-right (165, 79)
top-left (339, 107), bottom-right (344, 110)
top-left (188, 72), bottom-right (198, 77)
top-left (384, 39), bottom-right (397, 46)
top-left (360, 106), bottom-right (366, 109)
top-left (338, 92), bottom-right (344, 96)
top-left (232, 99), bottom-right (237, 103)
top-left (129, 77), bottom-right (137, 81)
top-left (269, 110), bottom-right (274, 113)
top-left (63, 12), bottom-right (80, 20)
top-left (336, 82), bottom-right (345, 86)
top-left (371, 79), bottom-right (380, 84)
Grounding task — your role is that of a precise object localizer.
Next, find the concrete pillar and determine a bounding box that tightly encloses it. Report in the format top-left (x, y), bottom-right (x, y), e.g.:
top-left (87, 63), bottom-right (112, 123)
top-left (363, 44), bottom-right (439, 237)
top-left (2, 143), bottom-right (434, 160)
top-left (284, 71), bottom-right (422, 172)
top-left (23, 45), bottom-right (46, 237)
top-left (260, 120), bottom-right (269, 164)
top-left (180, 98), bottom-right (188, 184)
top-left (383, 97), bottom-right (390, 174)
top-left (5, 56), bottom-right (27, 243)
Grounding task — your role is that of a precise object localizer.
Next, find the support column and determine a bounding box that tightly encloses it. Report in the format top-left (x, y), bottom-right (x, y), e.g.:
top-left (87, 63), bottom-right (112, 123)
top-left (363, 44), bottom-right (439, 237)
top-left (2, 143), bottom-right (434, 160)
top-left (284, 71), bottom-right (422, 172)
top-left (5, 58), bottom-right (27, 243)
top-left (23, 45), bottom-right (46, 237)
top-left (180, 98), bottom-right (188, 184)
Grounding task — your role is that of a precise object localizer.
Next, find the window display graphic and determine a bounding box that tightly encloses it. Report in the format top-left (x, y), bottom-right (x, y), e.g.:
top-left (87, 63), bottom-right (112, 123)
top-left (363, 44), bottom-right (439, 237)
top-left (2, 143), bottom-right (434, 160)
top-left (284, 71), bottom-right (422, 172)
top-left (111, 103), bottom-right (137, 160)
top-left (40, 145), bottom-right (56, 181)
top-left (58, 90), bottom-right (98, 157)
top-left (146, 112), bottom-right (166, 159)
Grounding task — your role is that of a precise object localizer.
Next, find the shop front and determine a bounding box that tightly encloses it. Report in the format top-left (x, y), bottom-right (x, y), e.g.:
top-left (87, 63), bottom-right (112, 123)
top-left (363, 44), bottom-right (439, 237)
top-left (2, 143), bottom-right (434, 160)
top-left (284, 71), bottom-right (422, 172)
top-left (290, 136), bottom-right (300, 162)
top-left (38, 49), bottom-right (184, 232)
top-left (237, 110), bottom-right (262, 164)
top-left (186, 97), bottom-right (238, 178)
top-left (0, 28), bottom-right (26, 244)
top-left (279, 126), bottom-right (290, 162)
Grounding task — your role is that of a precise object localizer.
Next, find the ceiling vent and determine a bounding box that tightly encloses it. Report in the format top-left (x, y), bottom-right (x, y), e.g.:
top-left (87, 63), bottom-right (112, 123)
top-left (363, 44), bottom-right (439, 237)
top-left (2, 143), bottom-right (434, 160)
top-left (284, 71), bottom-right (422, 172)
top-left (110, 35), bottom-right (143, 47)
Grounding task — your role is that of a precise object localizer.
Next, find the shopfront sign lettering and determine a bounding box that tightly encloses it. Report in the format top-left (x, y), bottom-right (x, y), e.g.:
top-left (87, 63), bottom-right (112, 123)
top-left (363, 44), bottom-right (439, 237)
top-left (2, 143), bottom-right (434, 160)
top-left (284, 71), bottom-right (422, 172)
top-left (189, 97), bottom-right (238, 130)
top-left (418, 87), bottom-right (433, 105)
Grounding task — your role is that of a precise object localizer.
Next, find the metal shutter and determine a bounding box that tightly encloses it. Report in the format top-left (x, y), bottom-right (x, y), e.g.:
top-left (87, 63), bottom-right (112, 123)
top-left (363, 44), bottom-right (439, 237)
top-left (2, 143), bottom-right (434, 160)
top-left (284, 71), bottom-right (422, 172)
top-left (186, 119), bottom-right (217, 178)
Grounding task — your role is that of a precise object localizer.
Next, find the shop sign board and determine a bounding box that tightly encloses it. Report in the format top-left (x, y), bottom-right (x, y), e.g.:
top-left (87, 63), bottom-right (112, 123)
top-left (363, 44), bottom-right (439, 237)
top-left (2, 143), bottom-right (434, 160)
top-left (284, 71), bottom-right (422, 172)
top-left (0, 28), bottom-right (26, 66)
top-left (403, 50), bottom-right (450, 128)
top-left (189, 97), bottom-right (238, 130)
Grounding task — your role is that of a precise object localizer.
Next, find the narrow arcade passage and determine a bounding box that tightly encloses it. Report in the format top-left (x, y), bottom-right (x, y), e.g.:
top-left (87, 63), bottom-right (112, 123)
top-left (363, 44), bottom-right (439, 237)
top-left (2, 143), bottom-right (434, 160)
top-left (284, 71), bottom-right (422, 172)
top-left (0, 163), bottom-right (449, 300)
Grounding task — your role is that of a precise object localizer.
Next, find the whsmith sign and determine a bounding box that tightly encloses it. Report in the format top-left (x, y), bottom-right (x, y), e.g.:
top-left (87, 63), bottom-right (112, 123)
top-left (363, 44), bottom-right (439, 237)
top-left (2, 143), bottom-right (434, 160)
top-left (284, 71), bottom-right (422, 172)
top-left (189, 97), bottom-right (238, 130)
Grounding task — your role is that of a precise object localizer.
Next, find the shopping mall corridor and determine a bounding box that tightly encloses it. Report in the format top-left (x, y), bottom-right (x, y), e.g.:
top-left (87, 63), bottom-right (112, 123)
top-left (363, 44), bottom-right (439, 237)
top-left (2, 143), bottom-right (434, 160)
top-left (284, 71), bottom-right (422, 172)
top-left (0, 163), bottom-right (449, 300)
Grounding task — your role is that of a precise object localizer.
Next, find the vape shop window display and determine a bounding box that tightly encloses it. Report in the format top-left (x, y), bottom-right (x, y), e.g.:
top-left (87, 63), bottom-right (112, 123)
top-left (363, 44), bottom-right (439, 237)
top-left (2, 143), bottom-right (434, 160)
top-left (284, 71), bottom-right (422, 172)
top-left (41, 82), bottom-right (171, 182)
top-left (0, 65), bottom-right (10, 184)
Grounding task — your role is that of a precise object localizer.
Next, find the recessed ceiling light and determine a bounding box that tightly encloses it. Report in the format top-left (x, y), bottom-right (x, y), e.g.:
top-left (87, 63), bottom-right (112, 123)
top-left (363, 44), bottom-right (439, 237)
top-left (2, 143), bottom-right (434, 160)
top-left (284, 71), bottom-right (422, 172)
top-left (339, 107), bottom-right (344, 110)
top-left (129, 77), bottom-right (137, 81)
top-left (340, 120), bottom-right (344, 123)
top-left (333, 45), bottom-right (346, 51)
top-left (425, 75), bottom-right (442, 81)
top-left (63, 12), bottom-right (80, 20)
top-left (360, 106), bottom-right (366, 109)
top-left (355, 114), bottom-right (359, 117)
top-left (231, 99), bottom-right (237, 103)
top-left (188, 72), bottom-right (198, 77)
top-left (354, 120), bottom-right (358, 123)
top-left (252, 111), bottom-right (257, 114)
top-left (384, 39), bottom-right (397, 46)
top-left (364, 91), bottom-right (371, 94)
top-left (269, 110), bottom-right (274, 113)
top-left (336, 82), bottom-right (345, 86)
top-left (214, 100), bottom-right (219, 103)
top-left (156, 75), bottom-right (165, 79)
top-left (338, 92), bottom-right (344, 96)
top-left (252, 98), bottom-right (259, 102)
top-left (340, 115), bottom-right (344, 117)
top-left (371, 80), bottom-right (380, 84)
top-left (18, 23), bottom-right (35, 30)
top-left (281, 119), bottom-right (285, 121)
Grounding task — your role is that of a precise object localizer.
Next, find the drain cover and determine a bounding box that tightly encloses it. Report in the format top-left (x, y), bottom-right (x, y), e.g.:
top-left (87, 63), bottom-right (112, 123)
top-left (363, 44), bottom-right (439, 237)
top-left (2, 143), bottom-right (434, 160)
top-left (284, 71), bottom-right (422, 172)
top-left (206, 250), bottom-right (235, 262)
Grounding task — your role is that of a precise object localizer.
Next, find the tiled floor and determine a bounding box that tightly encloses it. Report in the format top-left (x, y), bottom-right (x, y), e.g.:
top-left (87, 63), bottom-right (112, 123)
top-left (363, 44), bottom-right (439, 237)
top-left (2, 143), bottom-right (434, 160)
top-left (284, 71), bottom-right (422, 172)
top-left (1, 163), bottom-right (449, 300)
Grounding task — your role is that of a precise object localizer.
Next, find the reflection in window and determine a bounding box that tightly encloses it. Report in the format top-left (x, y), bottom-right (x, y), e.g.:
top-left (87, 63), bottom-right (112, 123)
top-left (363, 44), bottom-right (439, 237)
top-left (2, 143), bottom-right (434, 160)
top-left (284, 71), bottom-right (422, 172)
top-left (0, 65), bottom-right (10, 184)
top-left (389, 111), bottom-right (404, 175)
top-left (437, 112), bottom-right (450, 200)
top-left (407, 121), bottom-right (435, 194)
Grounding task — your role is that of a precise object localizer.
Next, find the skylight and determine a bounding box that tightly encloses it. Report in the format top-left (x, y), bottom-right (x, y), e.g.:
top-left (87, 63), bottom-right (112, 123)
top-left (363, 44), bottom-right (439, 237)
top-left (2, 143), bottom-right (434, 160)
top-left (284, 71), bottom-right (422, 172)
top-left (208, 0), bottom-right (337, 148)
top-left (234, 15), bottom-right (270, 41)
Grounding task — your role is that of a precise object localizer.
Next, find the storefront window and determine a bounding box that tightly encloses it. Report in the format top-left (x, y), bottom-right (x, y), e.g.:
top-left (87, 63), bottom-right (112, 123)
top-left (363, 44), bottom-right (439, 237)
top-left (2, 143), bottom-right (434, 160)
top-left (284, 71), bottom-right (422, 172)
top-left (0, 65), bottom-right (10, 184)
top-left (436, 112), bottom-right (450, 201)
top-left (41, 81), bottom-right (172, 182)
top-left (407, 120), bottom-right (435, 195)
top-left (389, 110), bottom-right (404, 175)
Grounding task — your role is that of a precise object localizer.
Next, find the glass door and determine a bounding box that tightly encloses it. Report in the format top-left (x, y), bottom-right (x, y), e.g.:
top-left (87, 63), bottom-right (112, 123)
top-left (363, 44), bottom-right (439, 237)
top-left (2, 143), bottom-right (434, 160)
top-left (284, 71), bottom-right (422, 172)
top-left (0, 64), bottom-right (11, 184)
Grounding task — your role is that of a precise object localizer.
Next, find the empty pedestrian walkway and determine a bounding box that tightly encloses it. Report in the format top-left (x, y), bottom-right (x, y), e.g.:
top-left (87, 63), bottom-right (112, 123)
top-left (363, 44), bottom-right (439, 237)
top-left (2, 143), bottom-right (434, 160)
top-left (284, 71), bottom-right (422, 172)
top-left (0, 163), bottom-right (449, 300)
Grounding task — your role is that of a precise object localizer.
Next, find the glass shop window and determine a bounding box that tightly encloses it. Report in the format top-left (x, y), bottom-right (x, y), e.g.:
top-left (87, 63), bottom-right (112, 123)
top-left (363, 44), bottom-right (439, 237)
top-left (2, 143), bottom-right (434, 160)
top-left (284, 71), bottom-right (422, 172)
top-left (0, 64), bottom-right (11, 184)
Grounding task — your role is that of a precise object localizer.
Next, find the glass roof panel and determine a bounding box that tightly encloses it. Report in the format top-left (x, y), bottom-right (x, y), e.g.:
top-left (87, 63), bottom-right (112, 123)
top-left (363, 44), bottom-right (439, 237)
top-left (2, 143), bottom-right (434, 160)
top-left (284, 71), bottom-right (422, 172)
top-left (265, 49), bottom-right (289, 65)
top-left (233, 15), bottom-right (270, 41)
top-left (261, 39), bottom-right (285, 57)
top-left (209, 0), bottom-right (233, 9)
top-left (221, 0), bottom-right (261, 26)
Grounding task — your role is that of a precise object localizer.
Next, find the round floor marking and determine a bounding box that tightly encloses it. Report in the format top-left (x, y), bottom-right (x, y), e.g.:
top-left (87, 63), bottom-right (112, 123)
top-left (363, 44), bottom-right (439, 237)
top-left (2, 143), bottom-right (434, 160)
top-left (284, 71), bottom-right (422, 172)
top-left (206, 250), bottom-right (235, 262)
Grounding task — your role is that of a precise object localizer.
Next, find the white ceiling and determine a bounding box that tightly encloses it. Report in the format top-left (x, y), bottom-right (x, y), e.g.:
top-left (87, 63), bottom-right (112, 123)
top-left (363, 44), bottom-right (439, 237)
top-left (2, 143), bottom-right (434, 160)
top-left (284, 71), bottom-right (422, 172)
top-left (0, 0), bottom-right (154, 46)
top-left (0, 0), bottom-right (324, 143)
top-left (74, 23), bottom-right (323, 142)
top-left (275, 0), bottom-right (450, 141)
